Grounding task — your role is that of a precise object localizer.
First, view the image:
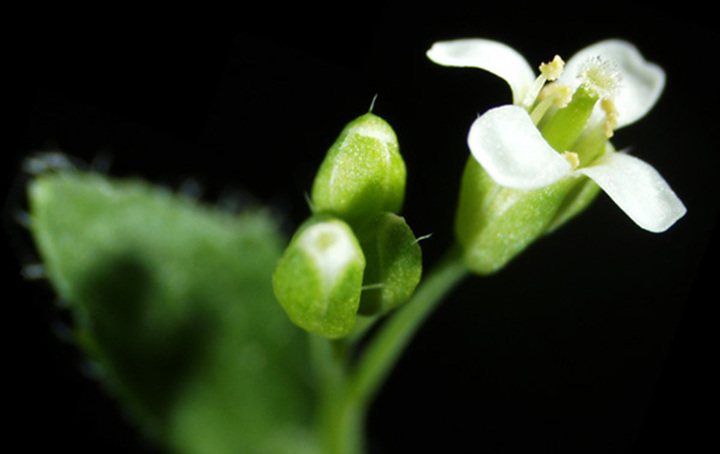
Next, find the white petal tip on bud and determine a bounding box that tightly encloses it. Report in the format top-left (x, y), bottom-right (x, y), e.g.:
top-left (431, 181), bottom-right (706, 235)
top-left (346, 113), bottom-right (397, 146)
top-left (299, 221), bottom-right (359, 286)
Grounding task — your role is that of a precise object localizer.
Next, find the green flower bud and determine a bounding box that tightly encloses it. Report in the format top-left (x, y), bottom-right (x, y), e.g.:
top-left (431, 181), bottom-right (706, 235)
top-left (310, 113), bottom-right (406, 224)
top-left (455, 157), bottom-right (599, 275)
top-left (355, 212), bottom-right (422, 316)
top-left (272, 215), bottom-right (365, 339)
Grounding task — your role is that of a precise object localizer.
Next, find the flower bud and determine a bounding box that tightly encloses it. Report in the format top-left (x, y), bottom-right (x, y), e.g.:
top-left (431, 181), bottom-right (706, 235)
top-left (310, 113), bottom-right (406, 224)
top-left (355, 212), bottom-right (422, 316)
top-left (272, 215), bottom-right (365, 339)
top-left (455, 157), bottom-right (599, 274)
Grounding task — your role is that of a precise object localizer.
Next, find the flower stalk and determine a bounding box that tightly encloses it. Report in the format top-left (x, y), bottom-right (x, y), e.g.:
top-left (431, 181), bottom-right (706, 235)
top-left (313, 245), bottom-right (468, 454)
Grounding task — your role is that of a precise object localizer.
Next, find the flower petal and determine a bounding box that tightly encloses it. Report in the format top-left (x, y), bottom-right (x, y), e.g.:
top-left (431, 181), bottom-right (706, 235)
top-left (577, 151), bottom-right (686, 232)
top-left (468, 105), bottom-right (572, 190)
top-left (427, 39), bottom-right (536, 105)
top-left (561, 39), bottom-right (665, 129)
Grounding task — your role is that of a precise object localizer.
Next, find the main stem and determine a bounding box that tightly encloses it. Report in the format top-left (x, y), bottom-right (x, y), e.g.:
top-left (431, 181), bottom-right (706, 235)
top-left (315, 244), bottom-right (469, 454)
top-left (313, 337), bottom-right (365, 454)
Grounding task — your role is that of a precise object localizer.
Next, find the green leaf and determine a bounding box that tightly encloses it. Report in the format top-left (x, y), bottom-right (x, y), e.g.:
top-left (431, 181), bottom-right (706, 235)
top-left (28, 166), bottom-right (319, 454)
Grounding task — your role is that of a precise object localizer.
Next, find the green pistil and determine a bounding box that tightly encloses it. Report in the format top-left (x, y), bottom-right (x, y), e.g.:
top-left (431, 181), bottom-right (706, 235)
top-left (540, 85), bottom-right (598, 153)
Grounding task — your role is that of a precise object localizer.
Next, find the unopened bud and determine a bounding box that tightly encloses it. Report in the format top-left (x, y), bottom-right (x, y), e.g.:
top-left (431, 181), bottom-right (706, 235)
top-left (272, 215), bottom-right (365, 339)
top-left (311, 113), bottom-right (406, 224)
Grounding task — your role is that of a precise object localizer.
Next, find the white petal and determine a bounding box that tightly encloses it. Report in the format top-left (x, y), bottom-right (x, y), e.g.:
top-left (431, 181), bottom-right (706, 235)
top-left (561, 39), bottom-right (665, 129)
top-left (468, 105), bottom-right (572, 190)
top-left (577, 151), bottom-right (686, 232)
top-left (427, 39), bottom-right (536, 105)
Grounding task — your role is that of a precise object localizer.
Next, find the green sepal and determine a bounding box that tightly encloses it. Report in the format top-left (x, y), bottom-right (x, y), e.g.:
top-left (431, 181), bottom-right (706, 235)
top-left (310, 113), bottom-right (406, 225)
top-left (545, 177), bottom-right (602, 233)
top-left (455, 157), bottom-right (579, 275)
top-left (355, 212), bottom-right (423, 316)
top-left (272, 214), bottom-right (365, 339)
top-left (27, 165), bottom-right (318, 454)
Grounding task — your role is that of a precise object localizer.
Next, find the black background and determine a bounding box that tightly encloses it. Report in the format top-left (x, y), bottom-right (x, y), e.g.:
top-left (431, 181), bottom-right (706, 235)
top-left (6, 2), bottom-right (718, 453)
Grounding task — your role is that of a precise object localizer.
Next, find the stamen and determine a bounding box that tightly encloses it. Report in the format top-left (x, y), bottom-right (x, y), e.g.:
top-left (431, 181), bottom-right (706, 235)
top-left (521, 55), bottom-right (566, 110)
top-left (521, 75), bottom-right (549, 110)
top-left (601, 98), bottom-right (619, 138)
top-left (562, 151), bottom-right (580, 170)
top-left (539, 83), bottom-right (573, 108)
top-left (578, 56), bottom-right (621, 100)
top-left (531, 83), bottom-right (573, 125)
top-left (539, 55), bottom-right (565, 81)
top-left (529, 98), bottom-right (553, 125)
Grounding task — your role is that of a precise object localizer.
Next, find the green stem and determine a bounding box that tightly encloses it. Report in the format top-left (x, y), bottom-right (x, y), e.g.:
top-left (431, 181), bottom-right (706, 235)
top-left (312, 336), bottom-right (364, 454)
top-left (313, 244), bottom-right (469, 454)
top-left (349, 244), bottom-right (468, 405)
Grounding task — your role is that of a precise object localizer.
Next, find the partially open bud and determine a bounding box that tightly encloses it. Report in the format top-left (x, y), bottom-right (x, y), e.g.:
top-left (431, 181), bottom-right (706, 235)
top-left (272, 215), bottom-right (365, 339)
top-left (310, 113), bottom-right (406, 225)
top-left (355, 212), bottom-right (422, 316)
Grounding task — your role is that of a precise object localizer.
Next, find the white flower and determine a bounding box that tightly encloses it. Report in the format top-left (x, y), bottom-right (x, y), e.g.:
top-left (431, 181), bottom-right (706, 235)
top-left (427, 38), bottom-right (686, 233)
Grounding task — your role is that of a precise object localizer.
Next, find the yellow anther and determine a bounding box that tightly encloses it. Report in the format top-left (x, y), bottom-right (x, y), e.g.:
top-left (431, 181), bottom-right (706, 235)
top-left (539, 83), bottom-right (573, 108)
top-left (562, 151), bottom-right (580, 170)
top-left (539, 55), bottom-right (565, 81)
top-left (601, 98), bottom-right (619, 137)
top-left (522, 55), bottom-right (566, 110)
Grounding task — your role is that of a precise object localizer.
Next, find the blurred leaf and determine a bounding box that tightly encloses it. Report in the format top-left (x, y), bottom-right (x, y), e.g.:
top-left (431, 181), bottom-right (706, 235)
top-left (28, 166), bottom-right (318, 454)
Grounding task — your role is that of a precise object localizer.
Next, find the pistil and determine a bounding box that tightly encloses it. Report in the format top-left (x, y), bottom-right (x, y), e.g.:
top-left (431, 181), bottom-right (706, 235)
top-left (540, 84), bottom-right (599, 152)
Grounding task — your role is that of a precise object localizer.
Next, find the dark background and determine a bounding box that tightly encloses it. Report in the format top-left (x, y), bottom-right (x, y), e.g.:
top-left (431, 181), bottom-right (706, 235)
top-left (6, 2), bottom-right (718, 453)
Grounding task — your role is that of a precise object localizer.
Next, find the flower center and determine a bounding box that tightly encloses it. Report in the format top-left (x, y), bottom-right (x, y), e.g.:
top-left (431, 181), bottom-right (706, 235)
top-left (526, 55), bottom-right (622, 167)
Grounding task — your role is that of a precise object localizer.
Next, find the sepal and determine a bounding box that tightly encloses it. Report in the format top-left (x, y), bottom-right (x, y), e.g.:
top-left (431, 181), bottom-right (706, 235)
top-left (454, 157), bottom-right (585, 274)
top-left (355, 212), bottom-right (422, 315)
